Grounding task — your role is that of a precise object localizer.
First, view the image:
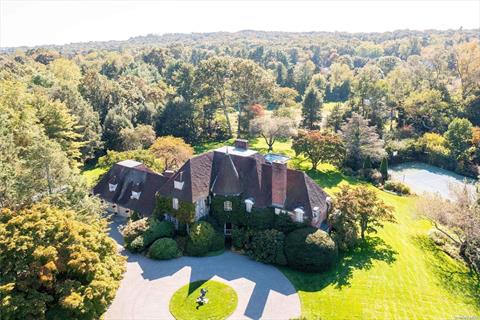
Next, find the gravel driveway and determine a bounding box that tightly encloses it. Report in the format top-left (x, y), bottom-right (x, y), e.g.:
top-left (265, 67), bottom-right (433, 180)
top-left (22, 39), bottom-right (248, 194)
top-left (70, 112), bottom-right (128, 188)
top-left (105, 216), bottom-right (301, 320)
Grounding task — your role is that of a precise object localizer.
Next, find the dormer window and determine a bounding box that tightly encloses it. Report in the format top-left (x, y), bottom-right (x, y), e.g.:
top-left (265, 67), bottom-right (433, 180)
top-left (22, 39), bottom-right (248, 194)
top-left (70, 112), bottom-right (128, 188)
top-left (312, 206), bottom-right (320, 219)
top-left (224, 201), bottom-right (232, 211)
top-left (109, 183), bottom-right (118, 192)
top-left (294, 207), bottom-right (304, 223)
top-left (174, 171), bottom-right (184, 190)
top-left (173, 198), bottom-right (179, 210)
top-left (174, 180), bottom-right (184, 190)
top-left (244, 198), bottom-right (254, 213)
top-left (131, 191), bottom-right (141, 200)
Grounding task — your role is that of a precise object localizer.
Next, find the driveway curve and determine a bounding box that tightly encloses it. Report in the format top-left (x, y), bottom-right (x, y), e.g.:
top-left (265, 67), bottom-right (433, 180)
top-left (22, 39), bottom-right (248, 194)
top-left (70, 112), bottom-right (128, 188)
top-left (105, 217), bottom-right (301, 320)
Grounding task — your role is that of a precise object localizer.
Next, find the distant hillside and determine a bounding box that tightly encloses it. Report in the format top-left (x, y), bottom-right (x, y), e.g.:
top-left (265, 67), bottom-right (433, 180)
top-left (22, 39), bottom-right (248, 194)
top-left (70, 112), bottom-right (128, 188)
top-left (2, 29), bottom-right (478, 54)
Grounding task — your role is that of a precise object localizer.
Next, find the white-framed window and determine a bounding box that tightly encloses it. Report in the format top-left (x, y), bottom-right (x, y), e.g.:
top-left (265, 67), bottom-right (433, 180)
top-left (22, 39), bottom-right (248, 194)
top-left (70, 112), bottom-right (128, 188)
top-left (174, 180), bottom-right (184, 190)
top-left (131, 191), bottom-right (141, 200)
top-left (274, 208), bottom-right (281, 215)
top-left (244, 198), bottom-right (254, 213)
top-left (312, 206), bottom-right (320, 219)
top-left (224, 201), bottom-right (232, 211)
top-left (173, 198), bottom-right (179, 210)
top-left (294, 208), bottom-right (304, 223)
top-left (108, 183), bottom-right (117, 192)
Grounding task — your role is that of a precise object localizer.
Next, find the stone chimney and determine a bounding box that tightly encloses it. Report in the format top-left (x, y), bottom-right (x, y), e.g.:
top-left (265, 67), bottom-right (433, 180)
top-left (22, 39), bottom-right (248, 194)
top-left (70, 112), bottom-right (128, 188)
top-left (234, 139), bottom-right (249, 150)
top-left (271, 161), bottom-right (287, 207)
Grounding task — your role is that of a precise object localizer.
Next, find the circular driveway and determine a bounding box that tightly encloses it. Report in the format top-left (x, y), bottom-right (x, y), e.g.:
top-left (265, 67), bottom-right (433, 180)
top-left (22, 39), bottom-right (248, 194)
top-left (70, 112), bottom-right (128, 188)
top-left (105, 217), bottom-right (301, 320)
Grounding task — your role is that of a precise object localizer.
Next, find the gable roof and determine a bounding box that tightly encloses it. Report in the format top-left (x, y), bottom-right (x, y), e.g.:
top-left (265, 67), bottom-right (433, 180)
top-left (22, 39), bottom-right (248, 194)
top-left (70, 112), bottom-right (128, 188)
top-left (211, 153), bottom-right (242, 196)
top-left (93, 162), bottom-right (168, 216)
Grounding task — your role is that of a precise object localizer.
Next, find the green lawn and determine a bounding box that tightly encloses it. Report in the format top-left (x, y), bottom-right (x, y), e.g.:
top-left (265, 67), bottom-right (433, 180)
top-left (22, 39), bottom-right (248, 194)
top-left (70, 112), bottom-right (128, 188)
top-left (81, 166), bottom-right (108, 187)
top-left (247, 139), bottom-right (480, 319)
top-left (169, 280), bottom-right (238, 320)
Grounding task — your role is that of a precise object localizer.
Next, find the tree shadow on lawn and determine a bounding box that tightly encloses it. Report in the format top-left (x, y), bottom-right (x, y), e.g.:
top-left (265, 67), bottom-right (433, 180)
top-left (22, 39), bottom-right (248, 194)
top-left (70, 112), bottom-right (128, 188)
top-left (284, 236), bottom-right (398, 292)
top-left (412, 235), bottom-right (480, 309)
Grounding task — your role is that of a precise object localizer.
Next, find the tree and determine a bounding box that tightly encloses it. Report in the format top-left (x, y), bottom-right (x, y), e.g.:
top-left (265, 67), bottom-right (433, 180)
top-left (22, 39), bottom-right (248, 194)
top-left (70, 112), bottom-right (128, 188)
top-left (155, 97), bottom-right (197, 143)
top-left (230, 59), bottom-right (276, 134)
top-left (380, 157), bottom-right (389, 181)
top-left (0, 204), bottom-right (125, 319)
top-left (301, 88), bottom-right (322, 130)
top-left (103, 107), bottom-right (133, 150)
top-left (454, 41), bottom-right (480, 99)
top-left (340, 112), bottom-right (386, 169)
top-left (149, 136), bottom-right (193, 170)
top-left (195, 57), bottom-right (234, 137)
top-left (444, 118), bottom-right (474, 163)
top-left (250, 114), bottom-right (297, 152)
top-left (334, 185), bottom-right (395, 240)
top-left (292, 130), bottom-right (346, 170)
top-left (417, 183), bottom-right (480, 274)
top-left (120, 124), bottom-right (156, 151)
top-left (403, 89), bottom-right (451, 133)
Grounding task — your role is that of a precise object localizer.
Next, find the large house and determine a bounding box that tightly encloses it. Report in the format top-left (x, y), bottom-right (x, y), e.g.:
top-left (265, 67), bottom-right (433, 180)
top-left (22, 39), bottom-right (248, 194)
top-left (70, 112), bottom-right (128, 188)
top-left (94, 140), bottom-right (331, 233)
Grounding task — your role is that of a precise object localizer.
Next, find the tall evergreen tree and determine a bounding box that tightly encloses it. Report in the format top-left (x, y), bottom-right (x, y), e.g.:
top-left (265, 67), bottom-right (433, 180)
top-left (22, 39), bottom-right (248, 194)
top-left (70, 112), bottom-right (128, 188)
top-left (301, 88), bottom-right (322, 130)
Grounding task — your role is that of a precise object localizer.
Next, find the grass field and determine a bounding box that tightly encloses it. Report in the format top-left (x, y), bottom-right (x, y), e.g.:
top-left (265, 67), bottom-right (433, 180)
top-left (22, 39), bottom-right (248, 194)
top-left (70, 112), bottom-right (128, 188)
top-left (169, 280), bottom-right (238, 320)
top-left (252, 139), bottom-right (480, 319)
top-left (83, 138), bottom-right (480, 319)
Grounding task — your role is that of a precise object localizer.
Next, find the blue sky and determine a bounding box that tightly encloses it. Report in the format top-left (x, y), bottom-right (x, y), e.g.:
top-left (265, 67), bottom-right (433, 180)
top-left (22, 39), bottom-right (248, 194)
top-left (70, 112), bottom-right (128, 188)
top-left (1, 0), bottom-right (479, 47)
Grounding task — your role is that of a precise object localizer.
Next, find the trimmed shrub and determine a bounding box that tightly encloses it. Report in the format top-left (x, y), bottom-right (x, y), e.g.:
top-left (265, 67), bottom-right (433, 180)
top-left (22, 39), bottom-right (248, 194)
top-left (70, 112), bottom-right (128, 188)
top-left (384, 181), bottom-right (411, 195)
top-left (175, 236), bottom-right (188, 254)
top-left (274, 213), bottom-right (300, 234)
top-left (248, 229), bottom-right (287, 265)
top-left (129, 235), bottom-right (146, 253)
top-left (210, 232), bottom-right (225, 252)
top-left (232, 227), bottom-right (247, 249)
top-left (142, 220), bottom-right (175, 247)
top-left (247, 208), bottom-right (275, 230)
top-left (121, 218), bottom-right (149, 245)
top-left (200, 214), bottom-right (223, 232)
top-left (185, 221), bottom-right (216, 256)
top-left (285, 228), bottom-right (338, 272)
top-left (148, 238), bottom-right (179, 260)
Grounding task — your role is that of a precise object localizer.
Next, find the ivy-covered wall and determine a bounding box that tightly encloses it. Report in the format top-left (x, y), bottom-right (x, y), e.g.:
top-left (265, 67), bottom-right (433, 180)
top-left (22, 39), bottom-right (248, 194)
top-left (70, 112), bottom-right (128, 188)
top-left (210, 195), bottom-right (275, 230)
top-left (153, 194), bottom-right (196, 225)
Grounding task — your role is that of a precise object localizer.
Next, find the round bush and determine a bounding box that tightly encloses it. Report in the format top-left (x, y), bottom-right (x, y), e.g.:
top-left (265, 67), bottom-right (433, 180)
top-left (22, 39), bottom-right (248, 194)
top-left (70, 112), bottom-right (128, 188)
top-left (185, 221), bottom-right (216, 256)
top-left (142, 220), bottom-right (175, 247)
top-left (248, 229), bottom-right (286, 265)
top-left (232, 227), bottom-right (246, 249)
top-left (121, 218), bottom-right (149, 245)
top-left (285, 228), bottom-right (338, 272)
top-left (210, 232), bottom-right (225, 252)
top-left (148, 238), bottom-right (179, 260)
top-left (128, 235), bottom-right (146, 253)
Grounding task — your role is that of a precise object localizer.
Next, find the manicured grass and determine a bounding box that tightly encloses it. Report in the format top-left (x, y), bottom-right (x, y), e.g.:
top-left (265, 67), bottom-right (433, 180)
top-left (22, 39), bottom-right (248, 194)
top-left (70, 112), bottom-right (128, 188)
top-left (81, 166), bottom-right (108, 187)
top-left (281, 163), bottom-right (480, 319)
top-left (169, 280), bottom-right (238, 320)
top-left (241, 138), bottom-right (480, 318)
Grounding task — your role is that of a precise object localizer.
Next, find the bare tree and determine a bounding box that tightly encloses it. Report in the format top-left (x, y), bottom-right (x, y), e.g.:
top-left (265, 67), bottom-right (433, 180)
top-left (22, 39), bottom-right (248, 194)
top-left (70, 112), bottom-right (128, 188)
top-left (417, 183), bottom-right (480, 274)
top-left (250, 114), bottom-right (297, 152)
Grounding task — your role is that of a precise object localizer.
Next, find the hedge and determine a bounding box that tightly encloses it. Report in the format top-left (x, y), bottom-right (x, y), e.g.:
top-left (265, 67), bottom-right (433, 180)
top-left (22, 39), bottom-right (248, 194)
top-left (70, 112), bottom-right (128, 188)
top-left (185, 221), bottom-right (216, 256)
top-left (148, 238), bottom-right (179, 260)
top-left (124, 219), bottom-right (175, 252)
top-left (248, 229), bottom-right (287, 265)
top-left (285, 228), bottom-right (338, 272)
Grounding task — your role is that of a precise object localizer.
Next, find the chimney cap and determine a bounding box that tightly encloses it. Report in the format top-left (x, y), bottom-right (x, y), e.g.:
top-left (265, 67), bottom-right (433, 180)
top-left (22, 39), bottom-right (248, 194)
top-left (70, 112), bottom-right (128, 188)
top-left (234, 139), bottom-right (249, 150)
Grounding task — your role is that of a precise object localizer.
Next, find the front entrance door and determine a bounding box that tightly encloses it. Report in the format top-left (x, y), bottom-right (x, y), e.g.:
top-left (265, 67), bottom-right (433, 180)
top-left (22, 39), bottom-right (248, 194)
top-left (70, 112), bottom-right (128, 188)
top-left (224, 223), bottom-right (232, 236)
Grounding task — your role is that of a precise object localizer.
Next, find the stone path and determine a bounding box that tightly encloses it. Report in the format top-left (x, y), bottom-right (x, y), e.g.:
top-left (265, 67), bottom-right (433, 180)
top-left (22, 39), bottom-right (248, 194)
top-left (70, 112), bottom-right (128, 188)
top-left (105, 216), bottom-right (301, 320)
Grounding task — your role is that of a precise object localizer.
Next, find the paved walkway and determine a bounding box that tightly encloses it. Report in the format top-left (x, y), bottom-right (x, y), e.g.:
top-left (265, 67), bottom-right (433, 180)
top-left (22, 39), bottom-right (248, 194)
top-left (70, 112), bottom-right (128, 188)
top-left (105, 216), bottom-right (301, 320)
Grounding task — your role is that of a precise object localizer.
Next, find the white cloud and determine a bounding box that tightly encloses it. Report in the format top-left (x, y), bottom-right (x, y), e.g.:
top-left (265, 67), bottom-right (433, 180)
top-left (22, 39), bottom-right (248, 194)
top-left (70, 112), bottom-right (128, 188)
top-left (1, 0), bottom-right (479, 47)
